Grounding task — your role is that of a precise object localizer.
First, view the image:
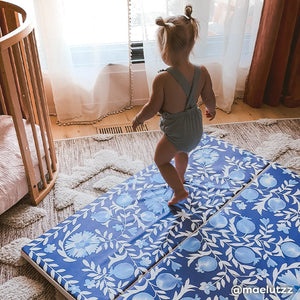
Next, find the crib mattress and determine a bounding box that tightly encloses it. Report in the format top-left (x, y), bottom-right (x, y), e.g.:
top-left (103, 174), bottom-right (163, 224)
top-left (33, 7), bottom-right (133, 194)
top-left (0, 115), bottom-right (47, 214)
top-left (21, 133), bottom-right (300, 299)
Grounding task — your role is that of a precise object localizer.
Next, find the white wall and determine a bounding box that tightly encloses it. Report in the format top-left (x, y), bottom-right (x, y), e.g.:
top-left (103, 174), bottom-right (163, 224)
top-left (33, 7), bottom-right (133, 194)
top-left (44, 63), bottom-right (150, 116)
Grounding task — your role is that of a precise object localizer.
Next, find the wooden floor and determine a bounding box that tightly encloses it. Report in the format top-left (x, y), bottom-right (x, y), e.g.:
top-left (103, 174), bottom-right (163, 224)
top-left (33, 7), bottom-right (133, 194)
top-left (50, 100), bottom-right (300, 140)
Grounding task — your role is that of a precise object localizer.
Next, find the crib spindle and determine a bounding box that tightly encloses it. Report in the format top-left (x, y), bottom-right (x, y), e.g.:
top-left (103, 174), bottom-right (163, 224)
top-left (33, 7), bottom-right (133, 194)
top-left (21, 36), bottom-right (38, 122)
top-left (3, 6), bottom-right (18, 32)
top-left (25, 33), bottom-right (53, 181)
top-left (0, 8), bottom-right (8, 37)
top-left (0, 85), bottom-right (7, 114)
top-left (12, 41), bottom-right (48, 189)
top-left (29, 30), bottom-right (57, 171)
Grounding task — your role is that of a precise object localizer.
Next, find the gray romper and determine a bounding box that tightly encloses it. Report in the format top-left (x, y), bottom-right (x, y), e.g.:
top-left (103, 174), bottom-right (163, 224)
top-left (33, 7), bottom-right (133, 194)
top-left (159, 66), bottom-right (203, 153)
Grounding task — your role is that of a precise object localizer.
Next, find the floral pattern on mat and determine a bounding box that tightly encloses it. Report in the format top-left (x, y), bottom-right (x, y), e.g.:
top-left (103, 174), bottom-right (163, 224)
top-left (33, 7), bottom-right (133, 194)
top-left (121, 164), bottom-right (300, 299)
top-left (21, 134), bottom-right (300, 299)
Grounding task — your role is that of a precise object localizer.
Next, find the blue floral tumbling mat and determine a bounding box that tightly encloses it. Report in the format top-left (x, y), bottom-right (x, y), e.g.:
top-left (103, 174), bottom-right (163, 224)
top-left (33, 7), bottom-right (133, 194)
top-left (21, 133), bottom-right (300, 300)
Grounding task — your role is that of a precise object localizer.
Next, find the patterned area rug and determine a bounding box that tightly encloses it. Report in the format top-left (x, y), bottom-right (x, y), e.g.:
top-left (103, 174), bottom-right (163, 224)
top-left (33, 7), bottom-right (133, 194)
top-left (0, 119), bottom-right (299, 299)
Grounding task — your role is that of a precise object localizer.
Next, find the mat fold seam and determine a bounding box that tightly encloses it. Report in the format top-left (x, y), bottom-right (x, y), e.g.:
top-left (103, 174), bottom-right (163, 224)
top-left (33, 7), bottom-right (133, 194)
top-left (116, 162), bottom-right (272, 298)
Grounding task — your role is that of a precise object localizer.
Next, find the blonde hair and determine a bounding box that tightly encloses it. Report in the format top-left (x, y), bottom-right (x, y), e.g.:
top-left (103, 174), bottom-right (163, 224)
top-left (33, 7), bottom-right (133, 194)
top-left (156, 5), bottom-right (199, 63)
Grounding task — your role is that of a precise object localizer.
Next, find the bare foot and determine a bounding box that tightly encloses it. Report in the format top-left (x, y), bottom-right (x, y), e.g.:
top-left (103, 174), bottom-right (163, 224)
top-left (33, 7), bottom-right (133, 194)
top-left (168, 189), bottom-right (189, 206)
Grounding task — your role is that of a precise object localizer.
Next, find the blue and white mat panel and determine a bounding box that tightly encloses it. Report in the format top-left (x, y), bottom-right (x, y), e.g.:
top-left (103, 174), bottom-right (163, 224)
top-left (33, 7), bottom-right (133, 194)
top-left (22, 134), bottom-right (300, 300)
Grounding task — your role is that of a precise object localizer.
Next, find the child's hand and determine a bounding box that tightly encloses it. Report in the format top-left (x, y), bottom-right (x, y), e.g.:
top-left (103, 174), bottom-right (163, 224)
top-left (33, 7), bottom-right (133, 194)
top-left (132, 115), bottom-right (142, 131)
top-left (205, 108), bottom-right (216, 121)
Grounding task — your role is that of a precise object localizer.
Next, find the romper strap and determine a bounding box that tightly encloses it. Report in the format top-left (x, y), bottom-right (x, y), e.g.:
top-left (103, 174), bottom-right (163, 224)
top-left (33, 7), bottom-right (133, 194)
top-left (185, 66), bottom-right (201, 109)
top-left (166, 67), bottom-right (192, 98)
top-left (166, 66), bottom-right (201, 110)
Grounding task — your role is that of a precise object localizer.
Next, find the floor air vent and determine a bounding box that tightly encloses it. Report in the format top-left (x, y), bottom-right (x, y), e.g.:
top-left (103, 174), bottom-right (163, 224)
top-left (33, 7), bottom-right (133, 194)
top-left (96, 126), bottom-right (123, 134)
top-left (124, 124), bottom-right (148, 133)
top-left (96, 123), bottom-right (148, 134)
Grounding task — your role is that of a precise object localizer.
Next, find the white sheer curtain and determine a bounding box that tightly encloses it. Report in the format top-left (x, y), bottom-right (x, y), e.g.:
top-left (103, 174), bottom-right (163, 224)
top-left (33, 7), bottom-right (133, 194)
top-left (11, 0), bottom-right (263, 121)
top-left (11, 0), bottom-right (132, 124)
top-left (135, 0), bottom-right (263, 113)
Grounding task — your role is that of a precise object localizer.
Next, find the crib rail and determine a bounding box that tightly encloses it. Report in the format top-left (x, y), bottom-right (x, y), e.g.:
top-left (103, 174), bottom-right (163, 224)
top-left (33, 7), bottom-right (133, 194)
top-left (0, 1), bottom-right (57, 205)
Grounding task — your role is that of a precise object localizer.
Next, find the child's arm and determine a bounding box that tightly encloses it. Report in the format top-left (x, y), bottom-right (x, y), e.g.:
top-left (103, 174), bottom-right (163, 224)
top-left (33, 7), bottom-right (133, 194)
top-left (132, 73), bottom-right (164, 130)
top-left (201, 66), bottom-right (216, 121)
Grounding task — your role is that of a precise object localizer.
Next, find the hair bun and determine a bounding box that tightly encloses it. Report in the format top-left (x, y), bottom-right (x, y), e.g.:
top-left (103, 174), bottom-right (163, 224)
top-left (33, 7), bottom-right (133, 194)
top-left (155, 17), bottom-right (165, 27)
top-left (185, 5), bottom-right (193, 19)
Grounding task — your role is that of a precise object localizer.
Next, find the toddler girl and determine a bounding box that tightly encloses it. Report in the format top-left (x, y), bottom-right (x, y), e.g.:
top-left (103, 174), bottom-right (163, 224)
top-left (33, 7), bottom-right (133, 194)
top-left (132, 5), bottom-right (216, 205)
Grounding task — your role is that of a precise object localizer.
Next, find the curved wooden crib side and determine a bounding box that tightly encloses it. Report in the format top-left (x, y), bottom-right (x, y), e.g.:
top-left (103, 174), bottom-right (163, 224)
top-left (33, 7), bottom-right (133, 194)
top-left (0, 1), bottom-right (58, 206)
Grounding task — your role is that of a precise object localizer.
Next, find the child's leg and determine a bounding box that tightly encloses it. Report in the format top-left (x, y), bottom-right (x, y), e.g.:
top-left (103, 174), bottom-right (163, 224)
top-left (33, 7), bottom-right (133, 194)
top-left (175, 152), bottom-right (188, 183)
top-left (154, 135), bottom-right (188, 205)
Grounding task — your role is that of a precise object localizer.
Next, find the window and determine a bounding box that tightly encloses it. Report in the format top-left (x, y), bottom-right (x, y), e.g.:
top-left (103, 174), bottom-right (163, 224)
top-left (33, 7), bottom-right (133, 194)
top-left (131, 42), bottom-right (145, 64)
top-left (10, 0), bottom-right (258, 70)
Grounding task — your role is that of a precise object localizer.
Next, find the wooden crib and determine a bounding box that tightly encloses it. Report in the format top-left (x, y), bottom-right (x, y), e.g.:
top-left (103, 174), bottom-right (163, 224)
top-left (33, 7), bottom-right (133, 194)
top-left (0, 1), bottom-right (58, 214)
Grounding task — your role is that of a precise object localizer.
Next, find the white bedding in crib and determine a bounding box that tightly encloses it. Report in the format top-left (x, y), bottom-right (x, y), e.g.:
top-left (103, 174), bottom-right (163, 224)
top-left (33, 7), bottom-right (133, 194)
top-left (0, 115), bottom-right (47, 214)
